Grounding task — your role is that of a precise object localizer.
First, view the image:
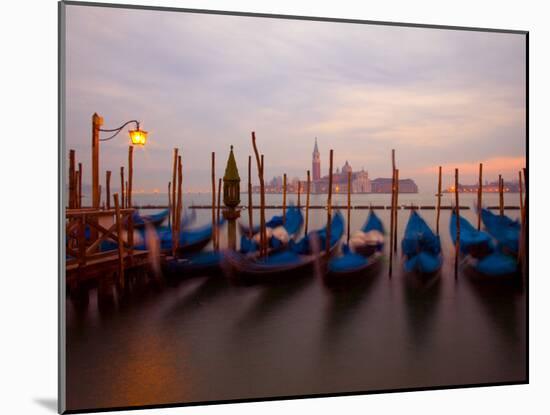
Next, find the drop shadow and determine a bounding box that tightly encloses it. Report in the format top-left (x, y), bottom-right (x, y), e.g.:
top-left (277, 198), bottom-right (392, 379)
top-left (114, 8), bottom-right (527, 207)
top-left (34, 398), bottom-right (57, 413)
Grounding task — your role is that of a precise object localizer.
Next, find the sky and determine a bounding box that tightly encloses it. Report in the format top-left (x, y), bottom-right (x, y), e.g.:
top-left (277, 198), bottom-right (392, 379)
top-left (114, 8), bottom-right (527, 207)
top-left (65, 5), bottom-right (526, 193)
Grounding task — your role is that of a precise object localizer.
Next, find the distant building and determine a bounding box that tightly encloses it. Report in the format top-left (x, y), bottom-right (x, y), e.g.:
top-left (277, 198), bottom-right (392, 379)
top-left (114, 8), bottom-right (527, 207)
top-left (444, 180), bottom-right (521, 193)
top-left (252, 139), bottom-right (421, 194)
top-left (313, 161), bottom-right (371, 194)
top-left (269, 176), bottom-right (283, 188)
top-left (371, 178), bottom-right (418, 193)
top-left (353, 170), bottom-right (371, 193)
top-left (312, 137), bottom-right (321, 181)
top-left (309, 140), bottom-right (371, 193)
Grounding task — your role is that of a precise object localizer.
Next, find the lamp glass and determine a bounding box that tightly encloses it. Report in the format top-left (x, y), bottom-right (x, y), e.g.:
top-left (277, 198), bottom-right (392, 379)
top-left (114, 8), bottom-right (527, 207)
top-left (129, 129), bottom-right (148, 146)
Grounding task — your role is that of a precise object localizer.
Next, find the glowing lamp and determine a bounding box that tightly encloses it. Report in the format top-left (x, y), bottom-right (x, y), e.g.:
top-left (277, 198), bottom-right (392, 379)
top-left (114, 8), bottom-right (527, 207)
top-left (129, 127), bottom-right (148, 146)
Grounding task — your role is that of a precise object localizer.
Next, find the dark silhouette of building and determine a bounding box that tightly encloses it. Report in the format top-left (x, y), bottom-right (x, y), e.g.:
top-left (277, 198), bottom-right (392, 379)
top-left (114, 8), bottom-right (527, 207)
top-left (371, 177), bottom-right (418, 193)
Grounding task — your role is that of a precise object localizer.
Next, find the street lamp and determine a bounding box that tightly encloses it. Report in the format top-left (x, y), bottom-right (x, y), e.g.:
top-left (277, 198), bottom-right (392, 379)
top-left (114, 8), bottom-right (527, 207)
top-left (91, 113), bottom-right (148, 208)
top-left (99, 119), bottom-right (148, 146)
top-left (129, 127), bottom-right (148, 146)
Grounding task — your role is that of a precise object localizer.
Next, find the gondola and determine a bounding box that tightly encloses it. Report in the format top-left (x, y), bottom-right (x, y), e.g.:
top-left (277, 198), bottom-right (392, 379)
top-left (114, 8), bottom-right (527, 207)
top-left (134, 219), bottom-right (225, 256)
top-left (85, 208), bottom-right (202, 253)
top-left (324, 209), bottom-right (385, 286)
top-left (161, 222), bottom-right (222, 255)
top-left (131, 207), bottom-right (196, 230)
top-left (239, 205), bottom-right (303, 236)
top-left (239, 205), bottom-right (304, 254)
top-left (163, 251), bottom-right (224, 277)
top-left (450, 212), bottom-right (519, 281)
top-left (224, 211), bottom-right (344, 284)
top-left (402, 210), bottom-right (442, 276)
top-left (98, 220), bottom-right (220, 256)
top-left (480, 208), bottom-right (520, 255)
top-left (450, 210), bottom-right (493, 258)
top-left (348, 209), bottom-right (385, 257)
top-left (127, 209), bottom-right (170, 229)
top-left (324, 244), bottom-right (383, 286)
top-left (463, 252), bottom-right (519, 282)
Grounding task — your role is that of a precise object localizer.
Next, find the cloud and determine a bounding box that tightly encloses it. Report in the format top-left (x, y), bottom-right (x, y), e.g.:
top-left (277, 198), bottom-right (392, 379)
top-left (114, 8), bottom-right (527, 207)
top-left (415, 156), bottom-right (527, 185)
top-left (64, 4), bottom-right (526, 193)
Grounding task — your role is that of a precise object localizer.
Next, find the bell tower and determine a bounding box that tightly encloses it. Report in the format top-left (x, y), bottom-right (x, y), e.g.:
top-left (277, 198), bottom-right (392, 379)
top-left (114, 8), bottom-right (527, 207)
top-left (312, 137), bottom-right (321, 181)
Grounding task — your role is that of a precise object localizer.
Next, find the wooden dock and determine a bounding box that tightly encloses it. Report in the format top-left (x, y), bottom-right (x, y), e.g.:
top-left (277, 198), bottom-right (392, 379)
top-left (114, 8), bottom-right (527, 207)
top-left (65, 203), bottom-right (150, 288)
top-left (66, 250), bottom-right (149, 284)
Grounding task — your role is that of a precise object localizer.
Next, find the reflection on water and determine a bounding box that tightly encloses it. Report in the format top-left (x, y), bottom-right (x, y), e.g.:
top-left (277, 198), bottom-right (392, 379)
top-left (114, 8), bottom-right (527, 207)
top-left (66, 193), bottom-right (526, 411)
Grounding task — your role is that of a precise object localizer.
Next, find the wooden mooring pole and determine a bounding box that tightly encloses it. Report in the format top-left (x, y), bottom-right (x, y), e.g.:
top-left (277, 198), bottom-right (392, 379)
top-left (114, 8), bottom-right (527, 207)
top-left (297, 179), bottom-right (301, 208)
top-left (518, 171), bottom-right (525, 264)
top-left (113, 193), bottom-right (125, 288)
top-left (171, 149), bottom-right (178, 253)
top-left (347, 170), bottom-right (352, 244)
top-left (167, 181), bottom-right (171, 229)
top-left (128, 146), bottom-right (133, 208)
top-left (77, 162), bottom-right (82, 208)
top-left (455, 168), bottom-right (460, 279)
top-left (519, 170), bottom-right (524, 219)
top-left (251, 132), bottom-right (267, 257)
top-left (127, 198), bottom-right (134, 262)
top-left (391, 150), bottom-right (397, 252)
top-left (217, 177), bottom-right (222, 249)
top-left (305, 170), bottom-right (311, 235)
top-left (69, 149), bottom-right (76, 209)
top-left (211, 152), bottom-right (217, 251)
top-left (326, 149), bottom-right (334, 254)
top-left (106, 171), bottom-right (111, 210)
top-left (393, 169), bottom-right (399, 253)
top-left (175, 155), bottom-right (183, 255)
top-left (477, 163), bottom-right (483, 230)
top-left (389, 167), bottom-right (395, 277)
top-left (120, 167), bottom-right (125, 209)
top-left (260, 155), bottom-right (266, 256)
top-left (523, 168), bottom-right (527, 211)
top-left (499, 175), bottom-right (504, 217)
top-left (436, 166), bottom-right (442, 235)
top-left (520, 168), bottom-right (527, 275)
top-left (92, 113), bottom-right (102, 208)
top-left (283, 173), bottom-right (287, 225)
top-left (248, 155), bottom-right (253, 238)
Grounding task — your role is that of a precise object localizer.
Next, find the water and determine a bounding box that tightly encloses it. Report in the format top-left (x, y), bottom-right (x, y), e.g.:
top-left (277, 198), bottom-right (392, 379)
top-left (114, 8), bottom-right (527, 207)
top-left (65, 192), bottom-right (526, 411)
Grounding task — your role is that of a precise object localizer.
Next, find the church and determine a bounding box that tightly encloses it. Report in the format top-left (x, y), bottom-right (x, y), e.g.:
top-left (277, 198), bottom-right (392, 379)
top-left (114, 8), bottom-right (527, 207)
top-left (311, 138), bottom-right (371, 194)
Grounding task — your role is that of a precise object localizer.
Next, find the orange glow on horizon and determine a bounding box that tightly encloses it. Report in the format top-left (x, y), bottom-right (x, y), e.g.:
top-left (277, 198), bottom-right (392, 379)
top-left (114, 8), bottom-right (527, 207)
top-left (419, 156), bottom-right (526, 177)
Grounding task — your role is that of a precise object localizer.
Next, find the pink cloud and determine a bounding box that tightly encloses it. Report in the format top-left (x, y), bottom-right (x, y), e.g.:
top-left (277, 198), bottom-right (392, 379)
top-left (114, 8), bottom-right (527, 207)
top-left (417, 156), bottom-right (526, 181)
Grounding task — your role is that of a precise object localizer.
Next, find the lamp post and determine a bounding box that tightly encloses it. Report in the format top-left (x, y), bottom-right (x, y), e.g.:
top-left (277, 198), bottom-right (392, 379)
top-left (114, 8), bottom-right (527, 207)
top-left (223, 145), bottom-right (241, 250)
top-left (91, 112), bottom-right (148, 209)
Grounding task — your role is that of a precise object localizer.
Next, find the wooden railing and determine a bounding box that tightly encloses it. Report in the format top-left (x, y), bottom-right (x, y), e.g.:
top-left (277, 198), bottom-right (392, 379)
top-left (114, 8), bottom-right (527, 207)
top-left (66, 194), bottom-right (134, 282)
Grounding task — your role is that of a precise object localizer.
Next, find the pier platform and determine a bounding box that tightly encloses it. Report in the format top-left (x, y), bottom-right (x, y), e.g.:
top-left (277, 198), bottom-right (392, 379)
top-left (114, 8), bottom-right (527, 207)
top-left (66, 249), bottom-right (150, 284)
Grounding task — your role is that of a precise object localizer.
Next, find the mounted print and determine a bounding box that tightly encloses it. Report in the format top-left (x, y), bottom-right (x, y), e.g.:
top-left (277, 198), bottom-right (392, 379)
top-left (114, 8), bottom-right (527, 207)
top-left (59, 1), bottom-right (528, 413)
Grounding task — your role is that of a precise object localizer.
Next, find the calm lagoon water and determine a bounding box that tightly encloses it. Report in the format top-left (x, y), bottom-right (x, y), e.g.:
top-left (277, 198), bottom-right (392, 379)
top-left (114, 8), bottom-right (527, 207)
top-left (66, 192), bottom-right (526, 411)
